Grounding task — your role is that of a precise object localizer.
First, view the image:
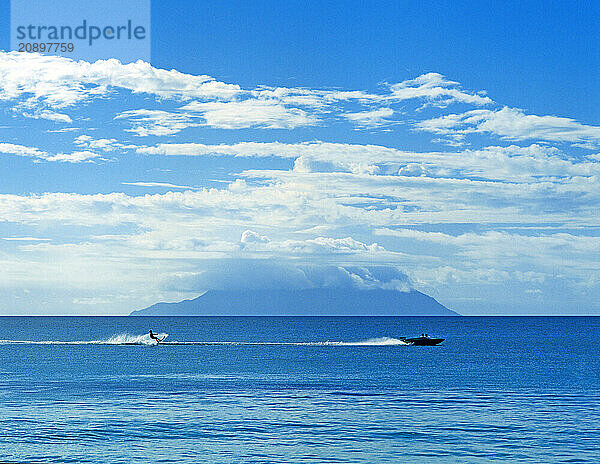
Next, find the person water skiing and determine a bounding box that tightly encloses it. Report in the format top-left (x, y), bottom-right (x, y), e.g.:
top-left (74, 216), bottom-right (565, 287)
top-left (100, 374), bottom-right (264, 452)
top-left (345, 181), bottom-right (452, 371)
top-left (149, 329), bottom-right (161, 343)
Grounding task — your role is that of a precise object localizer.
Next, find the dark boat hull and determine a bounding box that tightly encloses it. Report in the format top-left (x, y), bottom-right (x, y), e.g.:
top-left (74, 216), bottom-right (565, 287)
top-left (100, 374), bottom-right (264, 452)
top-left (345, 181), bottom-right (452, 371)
top-left (405, 337), bottom-right (444, 346)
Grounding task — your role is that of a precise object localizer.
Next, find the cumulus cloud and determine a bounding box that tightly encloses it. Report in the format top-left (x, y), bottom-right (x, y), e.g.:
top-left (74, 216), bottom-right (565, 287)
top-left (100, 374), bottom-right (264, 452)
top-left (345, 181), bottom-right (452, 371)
top-left (1, 51), bottom-right (599, 313)
top-left (303, 236), bottom-right (384, 253)
top-left (138, 140), bottom-right (407, 175)
top-left (398, 163), bottom-right (426, 177)
top-left (165, 260), bottom-right (412, 292)
top-left (139, 140), bottom-right (600, 181)
top-left (2, 147), bottom-right (596, 231)
top-left (0, 171), bottom-right (598, 314)
top-left (0, 51), bottom-right (241, 108)
top-left (240, 230), bottom-right (270, 243)
top-left (0, 52), bottom-right (494, 133)
top-left (239, 235), bottom-right (387, 256)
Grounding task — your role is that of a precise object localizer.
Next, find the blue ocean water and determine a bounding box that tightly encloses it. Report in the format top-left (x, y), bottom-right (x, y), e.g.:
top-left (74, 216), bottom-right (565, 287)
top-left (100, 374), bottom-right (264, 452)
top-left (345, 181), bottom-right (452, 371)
top-left (0, 316), bottom-right (598, 463)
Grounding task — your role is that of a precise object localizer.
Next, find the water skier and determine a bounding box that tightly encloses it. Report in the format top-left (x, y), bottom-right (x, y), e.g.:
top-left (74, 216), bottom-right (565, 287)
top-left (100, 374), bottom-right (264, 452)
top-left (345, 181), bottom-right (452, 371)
top-left (149, 329), bottom-right (162, 343)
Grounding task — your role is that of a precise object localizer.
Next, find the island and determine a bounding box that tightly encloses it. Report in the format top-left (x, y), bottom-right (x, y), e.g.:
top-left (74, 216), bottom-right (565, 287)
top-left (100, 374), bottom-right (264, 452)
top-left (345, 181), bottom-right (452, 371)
top-left (130, 288), bottom-right (459, 316)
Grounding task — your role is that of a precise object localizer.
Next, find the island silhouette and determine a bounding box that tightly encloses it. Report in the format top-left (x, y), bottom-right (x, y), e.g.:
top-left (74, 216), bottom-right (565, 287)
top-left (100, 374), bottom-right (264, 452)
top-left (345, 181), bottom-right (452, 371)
top-left (130, 288), bottom-right (458, 316)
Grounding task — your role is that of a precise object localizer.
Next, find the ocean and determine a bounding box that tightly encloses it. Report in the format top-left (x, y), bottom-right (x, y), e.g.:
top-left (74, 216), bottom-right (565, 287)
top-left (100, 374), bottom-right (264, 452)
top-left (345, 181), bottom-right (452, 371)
top-left (0, 316), bottom-right (598, 463)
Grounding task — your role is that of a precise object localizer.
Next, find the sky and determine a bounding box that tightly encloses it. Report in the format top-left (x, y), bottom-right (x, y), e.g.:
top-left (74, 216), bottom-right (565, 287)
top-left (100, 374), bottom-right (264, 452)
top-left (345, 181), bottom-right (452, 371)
top-left (0, 0), bottom-right (599, 315)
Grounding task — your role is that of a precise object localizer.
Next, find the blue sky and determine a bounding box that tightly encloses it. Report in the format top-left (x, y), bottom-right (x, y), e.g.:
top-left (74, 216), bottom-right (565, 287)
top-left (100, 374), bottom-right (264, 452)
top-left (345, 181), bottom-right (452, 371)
top-left (0, 0), bottom-right (599, 314)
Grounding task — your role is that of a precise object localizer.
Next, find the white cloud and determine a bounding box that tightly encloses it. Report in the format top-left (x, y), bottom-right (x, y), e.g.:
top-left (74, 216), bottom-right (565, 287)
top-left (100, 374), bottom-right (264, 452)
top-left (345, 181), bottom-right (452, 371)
top-left (240, 230), bottom-right (270, 243)
top-left (418, 106), bottom-right (600, 146)
top-left (0, 142), bottom-right (103, 163)
top-left (0, 142), bottom-right (49, 158)
top-left (122, 182), bottom-right (201, 190)
top-left (0, 51), bottom-right (242, 108)
top-left (239, 235), bottom-right (387, 256)
top-left (74, 135), bottom-right (126, 152)
top-left (137, 141), bottom-right (406, 175)
top-left (114, 109), bottom-right (198, 136)
top-left (1, 52), bottom-right (599, 313)
top-left (46, 127), bottom-right (80, 133)
top-left (45, 150), bottom-right (101, 163)
top-left (1, 168), bottom-right (596, 244)
top-left (22, 109), bottom-right (73, 124)
top-left (165, 261), bottom-right (412, 292)
top-left (180, 100), bottom-right (319, 129)
top-left (375, 228), bottom-right (600, 253)
top-left (0, 53), bottom-right (494, 133)
top-left (1, 237), bottom-right (50, 241)
top-left (344, 108), bottom-right (394, 128)
top-left (374, 228), bottom-right (600, 288)
top-left (72, 297), bottom-right (114, 305)
top-left (389, 73), bottom-right (493, 107)
top-left (138, 140), bottom-right (600, 181)
top-left (305, 236), bottom-right (384, 253)
top-left (0, 169), bottom-right (598, 314)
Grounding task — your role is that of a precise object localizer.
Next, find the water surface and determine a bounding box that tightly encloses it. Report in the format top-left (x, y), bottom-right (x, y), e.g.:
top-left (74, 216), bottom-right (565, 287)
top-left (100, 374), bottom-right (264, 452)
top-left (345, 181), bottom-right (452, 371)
top-left (0, 316), bottom-right (598, 463)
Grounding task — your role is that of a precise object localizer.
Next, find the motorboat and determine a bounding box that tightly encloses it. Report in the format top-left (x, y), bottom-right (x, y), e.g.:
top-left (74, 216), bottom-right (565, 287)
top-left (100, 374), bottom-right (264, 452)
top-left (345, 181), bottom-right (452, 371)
top-left (402, 335), bottom-right (444, 346)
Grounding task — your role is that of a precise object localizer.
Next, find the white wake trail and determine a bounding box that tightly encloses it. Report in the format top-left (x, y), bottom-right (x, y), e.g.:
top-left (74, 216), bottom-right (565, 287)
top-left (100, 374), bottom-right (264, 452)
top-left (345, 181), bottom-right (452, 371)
top-left (0, 335), bottom-right (408, 346)
top-left (0, 332), bottom-right (168, 346)
top-left (325, 337), bottom-right (409, 346)
top-left (162, 337), bottom-right (410, 346)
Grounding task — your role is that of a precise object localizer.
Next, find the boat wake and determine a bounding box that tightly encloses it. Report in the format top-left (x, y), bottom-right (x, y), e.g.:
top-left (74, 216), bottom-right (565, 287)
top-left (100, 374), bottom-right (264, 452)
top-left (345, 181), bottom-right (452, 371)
top-left (161, 336), bottom-right (409, 346)
top-left (0, 333), bottom-right (168, 346)
top-left (0, 334), bottom-right (408, 346)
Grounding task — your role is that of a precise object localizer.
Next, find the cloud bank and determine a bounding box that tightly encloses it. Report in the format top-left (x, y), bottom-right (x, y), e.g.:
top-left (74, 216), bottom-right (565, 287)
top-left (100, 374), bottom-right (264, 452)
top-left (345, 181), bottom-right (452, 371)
top-left (0, 51), bottom-right (599, 314)
top-left (166, 261), bottom-right (412, 292)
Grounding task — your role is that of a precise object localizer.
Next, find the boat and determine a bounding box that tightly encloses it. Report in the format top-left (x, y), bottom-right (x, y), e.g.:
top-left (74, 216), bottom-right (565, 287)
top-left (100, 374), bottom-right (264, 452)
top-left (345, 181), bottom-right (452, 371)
top-left (402, 335), bottom-right (444, 346)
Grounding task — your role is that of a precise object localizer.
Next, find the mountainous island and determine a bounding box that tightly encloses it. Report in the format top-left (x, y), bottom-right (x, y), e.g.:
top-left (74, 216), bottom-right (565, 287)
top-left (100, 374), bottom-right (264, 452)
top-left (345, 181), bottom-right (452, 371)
top-left (130, 288), bottom-right (459, 316)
